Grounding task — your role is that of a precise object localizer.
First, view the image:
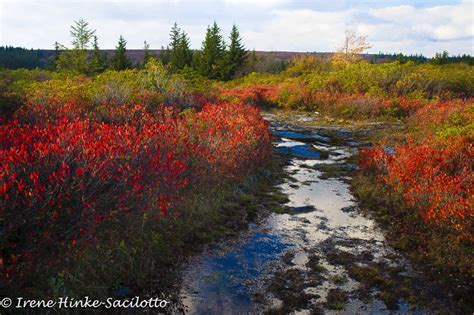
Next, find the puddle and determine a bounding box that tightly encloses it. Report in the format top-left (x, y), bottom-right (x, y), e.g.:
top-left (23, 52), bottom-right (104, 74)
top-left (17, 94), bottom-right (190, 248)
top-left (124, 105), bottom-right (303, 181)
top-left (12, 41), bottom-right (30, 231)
top-left (272, 130), bottom-right (330, 142)
top-left (178, 114), bottom-right (454, 314)
top-left (180, 230), bottom-right (289, 314)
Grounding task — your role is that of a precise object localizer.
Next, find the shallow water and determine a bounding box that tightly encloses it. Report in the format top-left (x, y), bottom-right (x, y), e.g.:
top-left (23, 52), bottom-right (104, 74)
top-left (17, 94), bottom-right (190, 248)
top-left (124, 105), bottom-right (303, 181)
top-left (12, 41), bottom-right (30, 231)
top-left (178, 114), bottom-right (435, 314)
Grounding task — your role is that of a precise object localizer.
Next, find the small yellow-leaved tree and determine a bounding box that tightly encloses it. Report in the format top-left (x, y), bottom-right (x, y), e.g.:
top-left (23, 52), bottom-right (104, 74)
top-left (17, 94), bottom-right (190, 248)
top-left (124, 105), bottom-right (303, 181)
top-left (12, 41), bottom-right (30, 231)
top-left (332, 29), bottom-right (372, 66)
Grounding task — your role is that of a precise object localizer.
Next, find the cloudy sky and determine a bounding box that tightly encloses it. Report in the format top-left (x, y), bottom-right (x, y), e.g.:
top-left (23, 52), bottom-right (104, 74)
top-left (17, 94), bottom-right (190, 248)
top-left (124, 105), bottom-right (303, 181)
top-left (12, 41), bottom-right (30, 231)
top-left (1, 0), bottom-right (473, 56)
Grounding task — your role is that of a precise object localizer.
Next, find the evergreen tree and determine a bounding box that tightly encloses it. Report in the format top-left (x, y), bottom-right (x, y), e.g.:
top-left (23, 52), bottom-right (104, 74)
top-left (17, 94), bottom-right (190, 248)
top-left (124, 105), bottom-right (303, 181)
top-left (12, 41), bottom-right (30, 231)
top-left (165, 23), bottom-right (193, 71)
top-left (70, 19), bottom-right (96, 50)
top-left (45, 41), bottom-right (62, 70)
top-left (159, 45), bottom-right (171, 65)
top-left (159, 23), bottom-right (180, 67)
top-left (432, 50), bottom-right (449, 65)
top-left (142, 41), bottom-right (155, 67)
top-left (88, 36), bottom-right (108, 74)
top-left (223, 24), bottom-right (247, 80)
top-left (56, 19), bottom-right (95, 74)
top-left (110, 35), bottom-right (132, 70)
top-left (169, 23), bottom-right (181, 51)
top-left (0, 46), bottom-right (42, 69)
top-left (196, 21), bottom-right (225, 79)
top-left (53, 41), bottom-right (61, 62)
top-left (171, 31), bottom-right (192, 71)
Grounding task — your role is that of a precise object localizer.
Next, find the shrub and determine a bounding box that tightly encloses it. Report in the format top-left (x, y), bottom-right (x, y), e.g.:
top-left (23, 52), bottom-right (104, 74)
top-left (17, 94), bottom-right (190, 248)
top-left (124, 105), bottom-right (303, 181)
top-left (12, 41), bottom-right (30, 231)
top-left (0, 99), bottom-right (271, 296)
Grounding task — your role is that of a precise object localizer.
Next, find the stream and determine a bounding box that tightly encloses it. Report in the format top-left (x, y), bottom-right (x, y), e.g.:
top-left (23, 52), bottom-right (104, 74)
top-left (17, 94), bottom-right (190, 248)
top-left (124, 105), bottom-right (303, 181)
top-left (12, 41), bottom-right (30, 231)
top-left (177, 112), bottom-right (453, 314)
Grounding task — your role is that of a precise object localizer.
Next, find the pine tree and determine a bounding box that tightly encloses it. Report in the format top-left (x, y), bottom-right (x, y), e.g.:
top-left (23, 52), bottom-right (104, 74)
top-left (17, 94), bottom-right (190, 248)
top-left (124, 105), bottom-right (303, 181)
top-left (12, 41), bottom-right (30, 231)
top-left (159, 45), bottom-right (171, 65)
top-left (89, 35), bottom-right (108, 74)
top-left (110, 35), bottom-right (132, 70)
top-left (166, 23), bottom-right (193, 71)
top-left (223, 24), bottom-right (247, 80)
top-left (46, 41), bottom-right (62, 70)
top-left (171, 31), bottom-right (192, 71)
top-left (196, 21), bottom-right (225, 79)
top-left (53, 41), bottom-right (61, 62)
top-left (142, 41), bottom-right (155, 67)
top-left (169, 23), bottom-right (181, 51)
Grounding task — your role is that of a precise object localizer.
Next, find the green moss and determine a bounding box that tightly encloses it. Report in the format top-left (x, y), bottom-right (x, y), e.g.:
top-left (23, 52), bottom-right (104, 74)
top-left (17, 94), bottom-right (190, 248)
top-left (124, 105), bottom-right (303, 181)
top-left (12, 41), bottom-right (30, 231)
top-left (330, 274), bottom-right (348, 285)
top-left (348, 265), bottom-right (385, 288)
top-left (268, 269), bottom-right (316, 313)
top-left (306, 254), bottom-right (327, 273)
top-left (269, 191), bottom-right (290, 205)
top-left (326, 288), bottom-right (348, 310)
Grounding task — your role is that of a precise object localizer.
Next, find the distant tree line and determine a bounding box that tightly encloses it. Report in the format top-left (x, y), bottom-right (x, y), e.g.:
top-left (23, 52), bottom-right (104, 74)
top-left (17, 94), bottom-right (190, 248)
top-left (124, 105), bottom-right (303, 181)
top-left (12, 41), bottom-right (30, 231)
top-left (39, 19), bottom-right (248, 80)
top-left (370, 51), bottom-right (473, 65)
top-left (0, 46), bottom-right (48, 69)
top-left (1, 19), bottom-right (473, 76)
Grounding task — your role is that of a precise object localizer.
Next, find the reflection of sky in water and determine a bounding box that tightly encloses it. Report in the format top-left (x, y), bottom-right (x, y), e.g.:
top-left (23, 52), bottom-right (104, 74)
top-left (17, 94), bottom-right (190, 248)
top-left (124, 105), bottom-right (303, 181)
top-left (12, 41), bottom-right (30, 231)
top-left (272, 129), bottom-right (330, 142)
top-left (276, 143), bottom-right (322, 159)
top-left (181, 123), bottom-right (426, 314)
top-left (182, 232), bottom-right (290, 314)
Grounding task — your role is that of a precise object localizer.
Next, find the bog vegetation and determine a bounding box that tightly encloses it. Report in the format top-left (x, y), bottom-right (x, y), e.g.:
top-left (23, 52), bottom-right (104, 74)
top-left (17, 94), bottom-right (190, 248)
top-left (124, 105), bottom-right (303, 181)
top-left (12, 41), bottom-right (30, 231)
top-left (0, 19), bottom-right (472, 298)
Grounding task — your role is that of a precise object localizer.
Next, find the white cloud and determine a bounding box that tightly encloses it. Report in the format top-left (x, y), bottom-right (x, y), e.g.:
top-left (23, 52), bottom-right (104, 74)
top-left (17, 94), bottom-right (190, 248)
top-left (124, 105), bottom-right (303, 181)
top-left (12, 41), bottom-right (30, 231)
top-left (369, 0), bottom-right (473, 41)
top-left (243, 9), bottom-right (352, 52)
top-left (0, 0), bottom-right (472, 56)
top-left (223, 0), bottom-right (289, 8)
top-left (241, 1), bottom-right (474, 56)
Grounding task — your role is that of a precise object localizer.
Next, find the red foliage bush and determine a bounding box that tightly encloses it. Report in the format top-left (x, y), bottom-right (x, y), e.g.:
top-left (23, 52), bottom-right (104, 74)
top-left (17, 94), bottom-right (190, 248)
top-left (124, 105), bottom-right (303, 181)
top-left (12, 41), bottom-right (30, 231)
top-left (360, 100), bottom-right (474, 240)
top-left (220, 84), bottom-right (432, 118)
top-left (0, 99), bottom-right (271, 288)
top-left (219, 84), bottom-right (282, 107)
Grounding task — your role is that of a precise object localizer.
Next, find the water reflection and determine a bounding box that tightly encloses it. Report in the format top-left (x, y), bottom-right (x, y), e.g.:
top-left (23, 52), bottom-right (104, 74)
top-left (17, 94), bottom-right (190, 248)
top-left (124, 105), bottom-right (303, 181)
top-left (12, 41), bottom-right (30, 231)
top-left (180, 119), bottom-right (423, 314)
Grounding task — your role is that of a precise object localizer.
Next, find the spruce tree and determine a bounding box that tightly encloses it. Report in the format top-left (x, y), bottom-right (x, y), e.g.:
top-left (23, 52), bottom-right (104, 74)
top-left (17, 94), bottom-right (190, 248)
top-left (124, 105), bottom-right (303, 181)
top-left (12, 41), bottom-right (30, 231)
top-left (171, 31), bottom-right (192, 71)
top-left (89, 35), bottom-right (108, 74)
top-left (197, 21), bottom-right (225, 79)
top-left (223, 24), bottom-right (247, 80)
top-left (166, 23), bottom-right (193, 71)
top-left (169, 23), bottom-right (181, 51)
top-left (159, 45), bottom-right (171, 65)
top-left (142, 41), bottom-right (155, 67)
top-left (110, 35), bottom-right (132, 70)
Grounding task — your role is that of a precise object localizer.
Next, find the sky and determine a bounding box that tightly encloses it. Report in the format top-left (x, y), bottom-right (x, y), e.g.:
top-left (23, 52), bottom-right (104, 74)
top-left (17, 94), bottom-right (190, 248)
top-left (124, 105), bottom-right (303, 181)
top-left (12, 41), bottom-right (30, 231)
top-left (0, 0), bottom-right (473, 57)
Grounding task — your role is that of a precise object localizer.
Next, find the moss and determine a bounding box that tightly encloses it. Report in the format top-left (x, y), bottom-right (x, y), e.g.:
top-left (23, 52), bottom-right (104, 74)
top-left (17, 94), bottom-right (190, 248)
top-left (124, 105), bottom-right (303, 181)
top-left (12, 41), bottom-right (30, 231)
top-left (330, 274), bottom-right (348, 285)
top-left (306, 255), bottom-right (327, 273)
top-left (326, 250), bottom-right (356, 267)
top-left (348, 265), bottom-right (385, 288)
top-left (268, 269), bottom-right (316, 313)
top-left (326, 288), bottom-right (348, 310)
top-left (269, 191), bottom-right (290, 204)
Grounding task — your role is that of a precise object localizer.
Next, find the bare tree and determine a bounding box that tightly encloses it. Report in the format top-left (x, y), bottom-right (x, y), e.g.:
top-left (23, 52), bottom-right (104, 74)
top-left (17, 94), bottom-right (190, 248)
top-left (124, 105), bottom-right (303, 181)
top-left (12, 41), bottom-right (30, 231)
top-left (333, 29), bottom-right (372, 65)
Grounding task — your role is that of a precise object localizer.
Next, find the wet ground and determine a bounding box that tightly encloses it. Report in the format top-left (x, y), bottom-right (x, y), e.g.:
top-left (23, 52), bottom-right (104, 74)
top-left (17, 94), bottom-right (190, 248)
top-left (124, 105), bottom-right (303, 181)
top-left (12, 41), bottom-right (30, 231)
top-left (177, 112), bottom-right (456, 314)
